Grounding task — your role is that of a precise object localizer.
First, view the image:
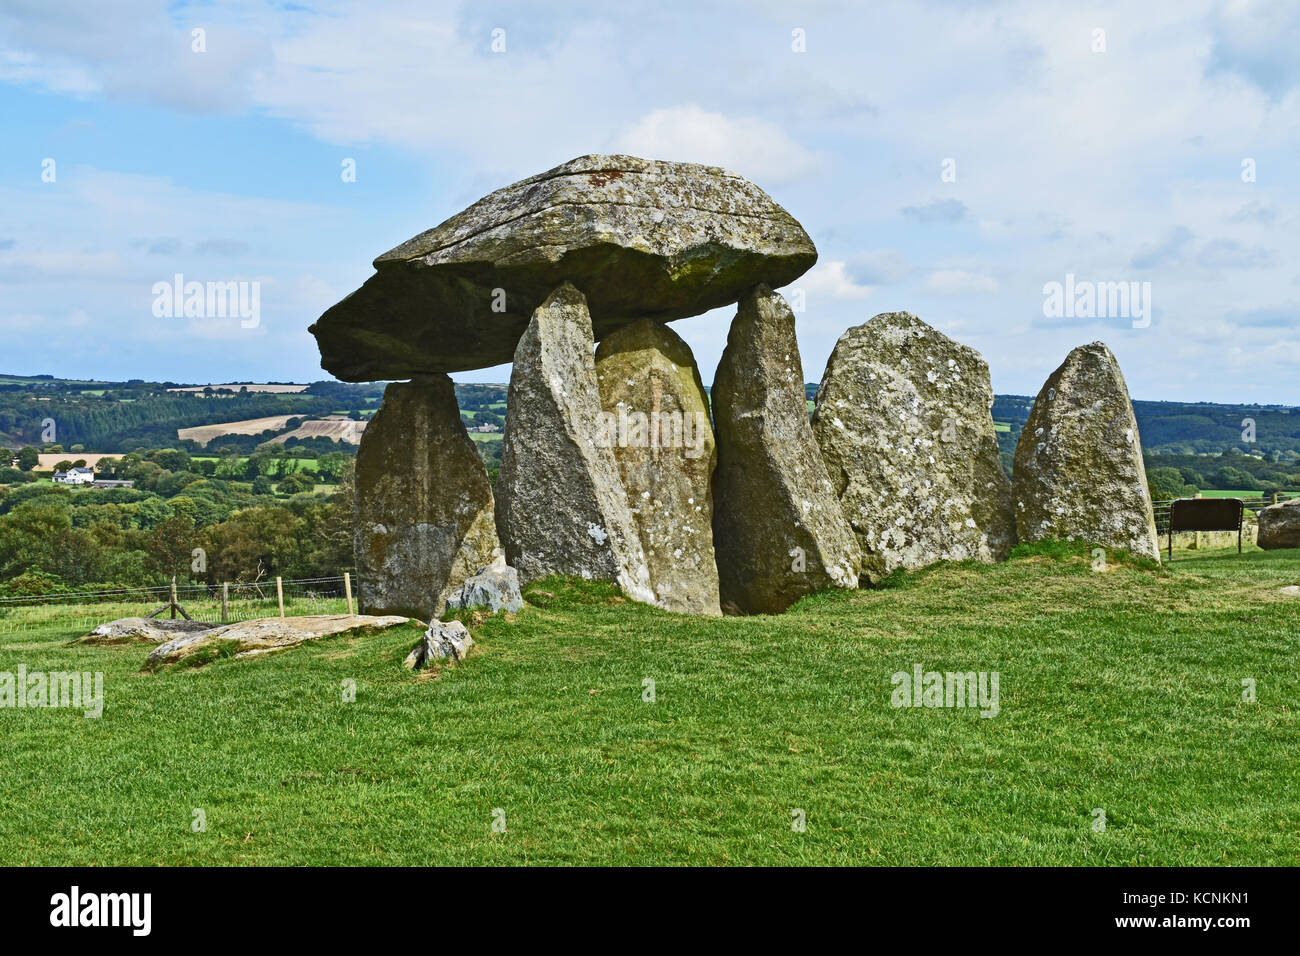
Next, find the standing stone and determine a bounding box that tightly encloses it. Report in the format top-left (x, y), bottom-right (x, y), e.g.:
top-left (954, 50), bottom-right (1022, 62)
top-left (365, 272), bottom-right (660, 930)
top-left (1012, 341), bottom-right (1160, 561)
top-left (595, 319), bottom-right (721, 616)
top-left (355, 374), bottom-right (502, 619)
top-left (813, 312), bottom-right (1016, 580)
top-left (1258, 498), bottom-right (1300, 550)
top-left (495, 283), bottom-right (654, 603)
top-left (712, 284), bottom-right (863, 613)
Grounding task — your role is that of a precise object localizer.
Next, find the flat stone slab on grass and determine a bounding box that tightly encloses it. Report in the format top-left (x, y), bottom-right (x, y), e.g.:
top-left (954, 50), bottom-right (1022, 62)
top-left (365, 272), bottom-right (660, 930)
top-left (78, 617), bottom-right (216, 645)
top-left (145, 614), bottom-right (411, 669)
top-left (310, 154), bottom-right (817, 379)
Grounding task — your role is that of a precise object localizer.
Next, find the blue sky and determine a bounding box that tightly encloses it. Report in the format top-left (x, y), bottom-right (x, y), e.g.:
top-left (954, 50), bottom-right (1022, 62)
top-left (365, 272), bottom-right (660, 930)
top-left (1, 0), bottom-right (1297, 402)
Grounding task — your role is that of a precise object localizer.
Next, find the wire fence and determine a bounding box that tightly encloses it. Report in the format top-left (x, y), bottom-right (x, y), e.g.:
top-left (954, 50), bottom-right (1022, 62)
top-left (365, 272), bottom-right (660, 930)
top-left (0, 574), bottom-right (358, 638)
top-left (4, 492), bottom-right (1299, 636)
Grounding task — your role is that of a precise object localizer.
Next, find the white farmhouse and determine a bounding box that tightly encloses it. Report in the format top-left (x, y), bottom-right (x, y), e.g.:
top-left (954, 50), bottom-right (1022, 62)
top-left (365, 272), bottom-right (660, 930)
top-left (53, 467), bottom-right (95, 486)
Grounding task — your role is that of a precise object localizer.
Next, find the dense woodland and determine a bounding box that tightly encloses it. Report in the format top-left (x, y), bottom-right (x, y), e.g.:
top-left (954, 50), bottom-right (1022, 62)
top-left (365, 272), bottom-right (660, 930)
top-left (0, 375), bottom-right (1294, 598)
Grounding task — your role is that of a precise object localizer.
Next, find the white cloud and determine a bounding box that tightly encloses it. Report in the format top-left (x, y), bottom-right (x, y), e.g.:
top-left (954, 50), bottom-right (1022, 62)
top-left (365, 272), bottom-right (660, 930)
top-left (846, 249), bottom-right (911, 285)
top-left (797, 261), bottom-right (874, 302)
top-left (613, 105), bottom-right (823, 185)
top-left (926, 270), bottom-right (999, 295)
top-left (0, 0), bottom-right (272, 111)
top-left (1, 0), bottom-right (1299, 400)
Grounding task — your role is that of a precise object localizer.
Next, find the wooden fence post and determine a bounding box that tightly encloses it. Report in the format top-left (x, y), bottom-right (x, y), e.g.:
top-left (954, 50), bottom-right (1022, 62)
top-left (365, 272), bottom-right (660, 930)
top-left (344, 572), bottom-right (354, 616)
top-left (170, 576), bottom-right (178, 620)
top-left (221, 582), bottom-right (229, 623)
top-left (276, 576), bottom-right (285, 618)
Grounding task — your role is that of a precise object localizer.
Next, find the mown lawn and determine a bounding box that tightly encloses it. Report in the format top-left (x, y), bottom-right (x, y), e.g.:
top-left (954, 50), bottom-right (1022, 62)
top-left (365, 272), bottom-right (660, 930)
top-left (1, 543), bottom-right (1297, 866)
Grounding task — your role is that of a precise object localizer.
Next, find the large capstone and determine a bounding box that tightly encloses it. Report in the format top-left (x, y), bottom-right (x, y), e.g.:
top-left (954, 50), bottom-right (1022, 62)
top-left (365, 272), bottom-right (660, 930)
top-left (310, 154), bottom-right (817, 380)
top-left (712, 284), bottom-right (863, 613)
top-left (355, 374), bottom-right (502, 619)
top-left (495, 283), bottom-right (654, 603)
top-left (1012, 341), bottom-right (1160, 561)
top-left (812, 312), bottom-right (1016, 580)
top-left (595, 319), bottom-right (721, 616)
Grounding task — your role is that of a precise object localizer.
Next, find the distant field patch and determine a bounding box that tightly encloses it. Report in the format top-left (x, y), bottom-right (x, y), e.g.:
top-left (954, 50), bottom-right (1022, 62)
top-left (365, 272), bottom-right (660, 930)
top-left (35, 453), bottom-right (115, 470)
top-left (178, 415), bottom-right (298, 444)
top-left (167, 383), bottom-right (308, 394)
top-left (192, 455), bottom-right (320, 472)
top-left (1199, 489), bottom-right (1294, 498)
top-left (993, 420), bottom-right (1011, 432)
top-left (270, 419), bottom-right (366, 446)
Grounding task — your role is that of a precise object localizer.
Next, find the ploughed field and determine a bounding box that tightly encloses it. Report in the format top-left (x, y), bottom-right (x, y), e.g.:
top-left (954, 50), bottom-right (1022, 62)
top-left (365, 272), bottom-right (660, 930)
top-left (1, 542), bottom-right (1296, 865)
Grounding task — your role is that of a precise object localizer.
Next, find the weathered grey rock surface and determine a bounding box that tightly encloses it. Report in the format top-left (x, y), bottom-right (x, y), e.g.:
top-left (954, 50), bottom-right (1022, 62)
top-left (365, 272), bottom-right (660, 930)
top-left (79, 617), bottom-right (214, 645)
top-left (355, 375), bottom-right (501, 619)
top-left (145, 614), bottom-right (411, 669)
top-left (1012, 341), bottom-right (1160, 560)
top-left (1257, 498), bottom-right (1300, 550)
top-left (495, 284), bottom-right (653, 603)
top-left (403, 619), bottom-right (474, 669)
top-left (446, 555), bottom-right (524, 613)
top-left (310, 154), bottom-right (817, 379)
top-left (595, 318), bottom-right (721, 616)
top-left (813, 312), bottom-right (1016, 580)
top-left (712, 285), bottom-right (863, 613)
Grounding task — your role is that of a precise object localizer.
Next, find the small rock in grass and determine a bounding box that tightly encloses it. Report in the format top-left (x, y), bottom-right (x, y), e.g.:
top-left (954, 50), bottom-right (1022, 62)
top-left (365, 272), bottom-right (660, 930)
top-left (403, 620), bottom-right (474, 669)
top-left (446, 555), bottom-right (524, 613)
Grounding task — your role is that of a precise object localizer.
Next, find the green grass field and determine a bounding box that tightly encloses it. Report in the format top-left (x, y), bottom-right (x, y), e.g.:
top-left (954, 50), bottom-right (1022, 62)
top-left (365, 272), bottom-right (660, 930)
top-left (2, 542), bottom-right (1297, 865)
top-left (191, 455), bottom-right (322, 472)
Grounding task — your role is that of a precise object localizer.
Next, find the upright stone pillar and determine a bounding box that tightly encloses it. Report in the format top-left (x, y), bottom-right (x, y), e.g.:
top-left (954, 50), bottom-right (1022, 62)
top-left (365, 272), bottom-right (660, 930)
top-left (354, 374), bottom-right (501, 619)
top-left (713, 284), bottom-right (863, 613)
top-left (595, 319), bottom-right (722, 616)
top-left (495, 283), bottom-right (654, 603)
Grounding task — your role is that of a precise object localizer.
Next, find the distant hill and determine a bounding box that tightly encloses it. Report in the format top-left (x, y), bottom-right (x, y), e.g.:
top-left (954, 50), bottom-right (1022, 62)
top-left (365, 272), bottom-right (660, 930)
top-left (4, 374), bottom-right (1296, 491)
top-left (806, 384), bottom-right (1300, 490)
top-left (991, 395), bottom-right (1300, 458)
